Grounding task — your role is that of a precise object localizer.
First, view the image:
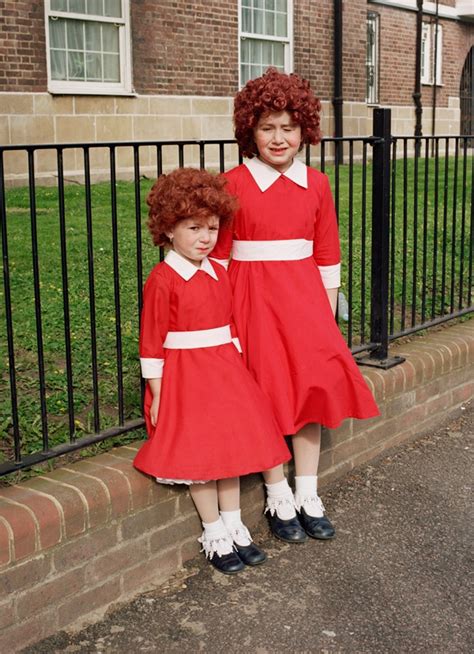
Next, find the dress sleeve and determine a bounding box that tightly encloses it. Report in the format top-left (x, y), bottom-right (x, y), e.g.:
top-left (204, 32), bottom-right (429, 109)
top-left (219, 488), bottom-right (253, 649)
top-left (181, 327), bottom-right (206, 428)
top-left (139, 271), bottom-right (170, 379)
top-left (313, 174), bottom-right (341, 289)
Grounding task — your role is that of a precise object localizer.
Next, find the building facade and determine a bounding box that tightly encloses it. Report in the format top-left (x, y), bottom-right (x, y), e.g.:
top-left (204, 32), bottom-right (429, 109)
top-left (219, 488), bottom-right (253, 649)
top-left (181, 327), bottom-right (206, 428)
top-left (0, 1), bottom-right (472, 179)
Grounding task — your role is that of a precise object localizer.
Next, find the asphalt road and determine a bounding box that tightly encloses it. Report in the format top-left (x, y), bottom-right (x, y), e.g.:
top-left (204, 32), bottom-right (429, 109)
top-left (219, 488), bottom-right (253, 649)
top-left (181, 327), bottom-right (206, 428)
top-left (24, 402), bottom-right (473, 654)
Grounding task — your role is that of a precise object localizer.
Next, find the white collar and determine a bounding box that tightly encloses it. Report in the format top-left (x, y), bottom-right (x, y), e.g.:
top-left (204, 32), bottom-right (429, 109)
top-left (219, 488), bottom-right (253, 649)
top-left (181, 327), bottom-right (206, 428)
top-left (164, 249), bottom-right (219, 281)
top-left (244, 157), bottom-right (308, 192)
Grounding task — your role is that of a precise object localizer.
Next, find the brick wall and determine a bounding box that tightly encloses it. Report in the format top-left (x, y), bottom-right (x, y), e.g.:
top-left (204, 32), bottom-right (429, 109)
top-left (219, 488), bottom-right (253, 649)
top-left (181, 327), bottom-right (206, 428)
top-left (0, 321), bottom-right (472, 652)
top-left (0, 0), bottom-right (46, 91)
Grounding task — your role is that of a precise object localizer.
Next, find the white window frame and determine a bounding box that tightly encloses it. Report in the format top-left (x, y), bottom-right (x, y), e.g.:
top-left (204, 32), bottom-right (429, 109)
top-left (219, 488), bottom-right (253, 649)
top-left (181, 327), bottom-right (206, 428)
top-left (366, 12), bottom-right (379, 104)
top-left (421, 22), bottom-right (443, 86)
top-left (45, 0), bottom-right (133, 95)
top-left (238, 0), bottom-right (293, 88)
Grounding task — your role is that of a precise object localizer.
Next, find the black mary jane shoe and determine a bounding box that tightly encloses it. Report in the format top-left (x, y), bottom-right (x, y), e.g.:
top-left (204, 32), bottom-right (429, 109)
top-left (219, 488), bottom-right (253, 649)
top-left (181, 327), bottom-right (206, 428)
top-left (298, 507), bottom-right (335, 540)
top-left (268, 512), bottom-right (308, 544)
top-left (234, 542), bottom-right (267, 566)
top-left (209, 550), bottom-right (245, 575)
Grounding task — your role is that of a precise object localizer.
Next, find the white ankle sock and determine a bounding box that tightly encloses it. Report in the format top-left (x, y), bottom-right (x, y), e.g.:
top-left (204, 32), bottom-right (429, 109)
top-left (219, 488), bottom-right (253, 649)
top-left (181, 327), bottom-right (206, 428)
top-left (220, 509), bottom-right (252, 546)
top-left (265, 478), bottom-right (297, 520)
top-left (199, 517), bottom-right (234, 557)
top-left (294, 475), bottom-right (324, 517)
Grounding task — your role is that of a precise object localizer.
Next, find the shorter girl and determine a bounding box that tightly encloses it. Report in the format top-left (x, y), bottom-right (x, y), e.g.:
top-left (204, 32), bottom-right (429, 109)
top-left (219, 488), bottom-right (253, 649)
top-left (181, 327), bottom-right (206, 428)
top-left (133, 167), bottom-right (291, 575)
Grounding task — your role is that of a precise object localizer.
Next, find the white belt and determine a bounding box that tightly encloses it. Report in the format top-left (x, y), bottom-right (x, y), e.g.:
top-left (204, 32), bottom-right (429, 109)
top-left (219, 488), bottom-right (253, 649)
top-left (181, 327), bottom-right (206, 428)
top-left (232, 239), bottom-right (313, 261)
top-left (163, 325), bottom-right (232, 349)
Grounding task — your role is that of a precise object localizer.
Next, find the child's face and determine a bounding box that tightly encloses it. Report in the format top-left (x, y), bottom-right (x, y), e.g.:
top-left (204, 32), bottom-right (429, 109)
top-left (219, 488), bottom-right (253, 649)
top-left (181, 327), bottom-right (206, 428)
top-left (253, 110), bottom-right (302, 173)
top-left (167, 215), bottom-right (219, 266)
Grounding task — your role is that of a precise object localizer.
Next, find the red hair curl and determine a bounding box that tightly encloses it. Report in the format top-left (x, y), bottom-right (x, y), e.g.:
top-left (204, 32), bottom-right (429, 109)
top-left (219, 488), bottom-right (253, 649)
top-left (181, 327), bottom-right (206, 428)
top-left (146, 167), bottom-right (238, 246)
top-left (234, 68), bottom-right (322, 158)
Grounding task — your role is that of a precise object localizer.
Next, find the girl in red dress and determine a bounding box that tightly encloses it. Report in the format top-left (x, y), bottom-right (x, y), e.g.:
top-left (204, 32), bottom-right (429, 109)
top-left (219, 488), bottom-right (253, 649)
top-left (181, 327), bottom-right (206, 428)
top-left (211, 69), bottom-right (379, 544)
top-left (133, 167), bottom-right (291, 574)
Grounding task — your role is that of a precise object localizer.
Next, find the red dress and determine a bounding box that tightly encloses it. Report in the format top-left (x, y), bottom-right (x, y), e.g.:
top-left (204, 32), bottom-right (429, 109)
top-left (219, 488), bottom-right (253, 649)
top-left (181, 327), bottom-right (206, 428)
top-left (133, 251), bottom-right (291, 481)
top-left (211, 158), bottom-right (379, 434)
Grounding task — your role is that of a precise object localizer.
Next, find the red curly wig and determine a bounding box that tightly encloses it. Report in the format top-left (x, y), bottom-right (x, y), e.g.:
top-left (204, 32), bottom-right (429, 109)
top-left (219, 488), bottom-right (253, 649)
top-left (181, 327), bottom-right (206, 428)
top-left (234, 68), bottom-right (322, 158)
top-left (146, 167), bottom-right (238, 246)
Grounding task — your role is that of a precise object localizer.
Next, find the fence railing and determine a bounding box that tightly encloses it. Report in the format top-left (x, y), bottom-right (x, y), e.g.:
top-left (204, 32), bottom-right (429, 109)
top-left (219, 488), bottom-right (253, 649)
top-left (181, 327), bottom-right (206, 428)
top-left (0, 108), bottom-right (472, 475)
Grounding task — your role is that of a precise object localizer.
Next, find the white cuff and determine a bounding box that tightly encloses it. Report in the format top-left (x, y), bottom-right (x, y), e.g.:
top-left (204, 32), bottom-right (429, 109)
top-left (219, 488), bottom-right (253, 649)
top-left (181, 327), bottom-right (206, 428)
top-left (319, 263), bottom-right (341, 289)
top-left (140, 357), bottom-right (164, 379)
top-left (209, 257), bottom-right (229, 270)
top-left (232, 337), bottom-right (242, 353)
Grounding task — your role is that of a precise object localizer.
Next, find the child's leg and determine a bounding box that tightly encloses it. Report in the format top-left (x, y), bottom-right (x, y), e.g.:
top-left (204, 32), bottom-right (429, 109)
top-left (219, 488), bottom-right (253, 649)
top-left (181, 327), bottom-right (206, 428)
top-left (261, 464), bottom-right (307, 543)
top-left (292, 423), bottom-right (335, 539)
top-left (190, 481), bottom-right (244, 574)
top-left (217, 477), bottom-right (267, 566)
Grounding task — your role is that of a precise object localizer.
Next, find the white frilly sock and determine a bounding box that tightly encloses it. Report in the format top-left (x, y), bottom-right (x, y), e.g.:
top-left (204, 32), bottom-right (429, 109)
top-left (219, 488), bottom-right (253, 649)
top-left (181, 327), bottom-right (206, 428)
top-left (220, 509), bottom-right (252, 547)
top-left (294, 475), bottom-right (325, 518)
top-left (198, 517), bottom-right (234, 559)
top-left (265, 478), bottom-right (297, 520)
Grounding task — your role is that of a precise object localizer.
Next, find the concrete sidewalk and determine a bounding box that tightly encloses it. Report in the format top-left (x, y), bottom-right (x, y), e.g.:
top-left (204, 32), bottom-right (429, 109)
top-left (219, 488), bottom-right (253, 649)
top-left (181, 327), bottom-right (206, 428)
top-left (25, 403), bottom-right (472, 654)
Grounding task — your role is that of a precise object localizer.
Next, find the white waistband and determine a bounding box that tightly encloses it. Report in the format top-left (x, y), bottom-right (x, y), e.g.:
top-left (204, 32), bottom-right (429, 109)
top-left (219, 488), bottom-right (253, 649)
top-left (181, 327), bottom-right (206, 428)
top-left (163, 325), bottom-right (232, 349)
top-left (232, 239), bottom-right (313, 261)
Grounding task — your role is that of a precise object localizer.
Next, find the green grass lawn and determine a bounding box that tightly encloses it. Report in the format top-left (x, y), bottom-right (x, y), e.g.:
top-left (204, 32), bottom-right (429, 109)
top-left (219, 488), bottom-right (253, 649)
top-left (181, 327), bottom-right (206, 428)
top-left (0, 153), bottom-right (472, 471)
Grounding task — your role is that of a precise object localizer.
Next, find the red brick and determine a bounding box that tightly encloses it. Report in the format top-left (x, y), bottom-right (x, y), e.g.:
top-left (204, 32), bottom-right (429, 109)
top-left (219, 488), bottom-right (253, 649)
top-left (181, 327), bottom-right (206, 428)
top-left (85, 538), bottom-right (148, 585)
top-left (0, 598), bottom-right (15, 630)
top-left (121, 547), bottom-right (180, 596)
top-left (451, 382), bottom-right (474, 405)
top-left (0, 500), bottom-right (37, 561)
top-left (332, 433), bottom-right (369, 468)
top-left (0, 486), bottom-right (62, 551)
top-left (180, 535), bottom-right (201, 564)
top-left (67, 459), bottom-right (132, 517)
top-left (0, 554), bottom-right (51, 595)
top-left (24, 477), bottom-right (86, 539)
top-left (57, 578), bottom-right (121, 629)
top-left (0, 519), bottom-right (12, 567)
top-left (92, 453), bottom-right (150, 512)
top-left (423, 390), bottom-right (453, 417)
top-left (150, 512), bottom-right (201, 553)
top-left (52, 525), bottom-right (118, 573)
top-left (16, 567), bottom-right (85, 620)
top-left (121, 498), bottom-right (178, 541)
top-left (48, 468), bottom-right (110, 530)
top-left (0, 608), bottom-right (57, 653)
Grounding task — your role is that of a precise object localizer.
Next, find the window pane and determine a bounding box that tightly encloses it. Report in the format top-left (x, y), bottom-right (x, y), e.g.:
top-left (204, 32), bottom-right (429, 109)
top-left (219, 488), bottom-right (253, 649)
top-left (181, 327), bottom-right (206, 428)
top-left (67, 20), bottom-right (84, 50)
top-left (85, 21), bottom-right (101, 50)
top-left (265, 0), bottom-right (275, 10)
top-left (51, 50), bottom-right (67, 79)
top-left (85, 52), bottom-right (101, 79)
top-left (262, 41), bottom-right (273, 64)
top-left (273, 42), bottom-right (284, 66)
top-left (241, 64), bottom-right (250, 86)
top-left (276, 0), bottom-right (287, 12)
top-left (102, 23), bottom-right (119, 52)
top-left (275, 12), bottom-right (287, 37)
top-left (254, 0), bottom-right (264, 8)
top-left (50, 18), bottom-right (66, 48)
top-left (251, 39), bottom-right (262, 64)
top-left (254, 9), bottom-right (264, 34)
top-left (68, 51), bottom-right (85, 79)
top-left (104, 0), bottom-right (122, 18)
top-left (69, 0), bottom-right (86, 13)
top-left (241, 38), bottom-right (250, 63)
top-left (265, 10), bottom-right (275, 36)
top-left (242, 7), bottom-right (252, 33)
top-left (103, 53), bottom-right (120, 81)
top-left (51, 0), bottom-right (68, 10)
top-left (87, 0), bottom-right (103, 16)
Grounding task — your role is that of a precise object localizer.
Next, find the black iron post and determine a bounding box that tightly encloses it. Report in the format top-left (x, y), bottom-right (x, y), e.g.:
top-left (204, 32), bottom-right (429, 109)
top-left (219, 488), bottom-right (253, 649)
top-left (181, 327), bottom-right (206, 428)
top-left (358, 108), bottom-right (404, 369)
top-left (413, 0), bottom-right (423, 157)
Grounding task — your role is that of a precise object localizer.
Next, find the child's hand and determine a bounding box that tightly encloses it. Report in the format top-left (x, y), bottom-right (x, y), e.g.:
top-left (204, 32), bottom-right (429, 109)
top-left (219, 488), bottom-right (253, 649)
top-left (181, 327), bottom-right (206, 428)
top-left (150, 394), bottom-right (161, 427)
top-left (148, 378), bottom-right (163, 427)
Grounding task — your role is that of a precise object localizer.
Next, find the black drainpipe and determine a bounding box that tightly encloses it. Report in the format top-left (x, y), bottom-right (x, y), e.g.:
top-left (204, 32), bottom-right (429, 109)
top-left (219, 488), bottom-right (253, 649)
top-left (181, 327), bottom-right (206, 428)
top-left (431, 0), bottom-right (439, 142)
top-left (333, 0), bottom-right (343, 165)
top-left (414, 0), bottom-right (423, 156)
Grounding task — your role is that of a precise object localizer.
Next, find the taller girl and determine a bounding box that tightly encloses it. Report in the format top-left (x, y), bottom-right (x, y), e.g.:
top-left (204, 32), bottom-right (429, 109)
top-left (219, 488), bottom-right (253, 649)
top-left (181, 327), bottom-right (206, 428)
top-left (211, 69), bottom-right (379, 541)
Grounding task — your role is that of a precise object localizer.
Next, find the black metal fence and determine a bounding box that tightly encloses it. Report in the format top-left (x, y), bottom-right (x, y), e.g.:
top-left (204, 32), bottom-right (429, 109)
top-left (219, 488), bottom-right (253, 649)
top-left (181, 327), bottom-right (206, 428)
top-left (1, 108), bottom-right (472, 475)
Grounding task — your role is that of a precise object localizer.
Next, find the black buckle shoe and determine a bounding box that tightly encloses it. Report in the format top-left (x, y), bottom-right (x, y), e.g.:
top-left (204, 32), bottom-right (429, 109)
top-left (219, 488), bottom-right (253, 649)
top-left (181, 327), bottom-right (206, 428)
top-left (234, 542), bottom-right (267, 566)
top-left (268, 512), bottom-right (308, 543)
top-left (298, 507), bottom-right (335, 540)
top-left (209, 550), bottom-right (245, 574)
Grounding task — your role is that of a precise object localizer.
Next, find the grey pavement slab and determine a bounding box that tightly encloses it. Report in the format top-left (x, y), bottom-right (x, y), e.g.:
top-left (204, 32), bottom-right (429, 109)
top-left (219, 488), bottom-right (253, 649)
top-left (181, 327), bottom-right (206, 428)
top-left (24, 402), bottom-right (473, 654)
